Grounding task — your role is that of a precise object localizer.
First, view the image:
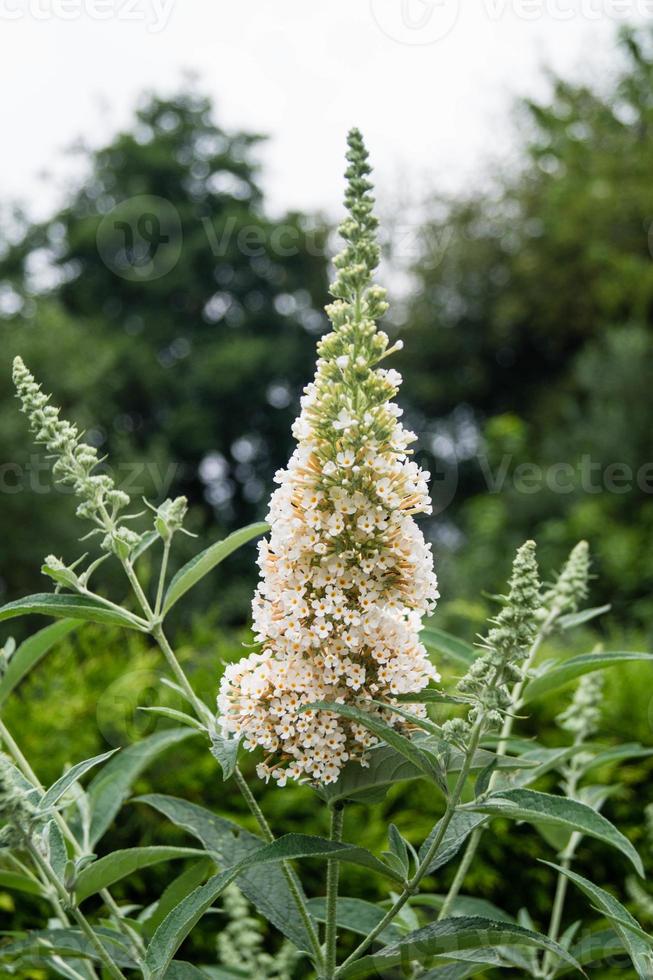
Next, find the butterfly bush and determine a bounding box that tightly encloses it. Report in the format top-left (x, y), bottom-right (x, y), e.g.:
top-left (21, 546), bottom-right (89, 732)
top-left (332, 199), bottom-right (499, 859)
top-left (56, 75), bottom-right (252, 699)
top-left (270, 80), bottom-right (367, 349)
top-left (1, 128), bottom-right (650, 980)
top-left (218, 130), bottom-right (439, 786)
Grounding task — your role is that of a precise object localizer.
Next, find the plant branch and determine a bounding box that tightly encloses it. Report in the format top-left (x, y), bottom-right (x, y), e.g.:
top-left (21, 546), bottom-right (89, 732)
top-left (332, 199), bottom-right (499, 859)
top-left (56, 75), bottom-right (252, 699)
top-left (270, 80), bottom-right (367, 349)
top-left (336, 718), bottom-right (485, 974)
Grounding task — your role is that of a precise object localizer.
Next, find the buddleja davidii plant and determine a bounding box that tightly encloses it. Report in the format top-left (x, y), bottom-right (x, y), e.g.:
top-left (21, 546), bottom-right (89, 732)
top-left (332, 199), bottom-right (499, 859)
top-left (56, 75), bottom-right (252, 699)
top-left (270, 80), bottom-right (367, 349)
top-left (0, 129), bottom-right (650, 980)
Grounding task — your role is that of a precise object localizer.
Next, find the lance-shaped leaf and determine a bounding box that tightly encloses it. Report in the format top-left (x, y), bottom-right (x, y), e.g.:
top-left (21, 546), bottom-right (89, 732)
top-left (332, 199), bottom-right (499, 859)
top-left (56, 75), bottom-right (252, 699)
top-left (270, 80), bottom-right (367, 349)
top-left (304, 701), bottom-right (445, 784)
top-left (557, 604), bottom-right (611, 630)
top-left (467, 789), bottom-right (643, 875)
top-left (418, 811), bottom-right (487, 873)
top-left (522, 651), bottom-right (653, 704)
top-left (316, 745), bottom-right (424, 805)
top-left (209, 732), bottom-right (240, 780)
top-left (0, 593), bottom-right (147, 631)
top-left (306, 897), bottom-right (403, 944)
top-left (76, 846), bottom-right (208, 903)
top-left (0, 928), bottom-right (135, 969)
top-left (0, 870), bottom-right (42, 896)
top-left (145, 834), bottom-right (405, 977)
top-left (162, 522), bottom-right (268, 614)
top-left (421, 627), bottom-right (477, 668)
top-left (40, 749), bottom-right (117, 811)
top-left (86, 729), bottom-right (196, 847)
top-left (142, 858), bottom-right (215, 938)
top-left (578, 742), bottom-right (653, 775)
top-left (334, 917), bottom-right (583, 979)
top-left (0, 619), bottom-right (79, 707)
top-left (136, 794), bottom-right (316, 951)
top-left (395, 690), bottom-right (472, 706)
top-left (542, 863), bottom-right (653, 979)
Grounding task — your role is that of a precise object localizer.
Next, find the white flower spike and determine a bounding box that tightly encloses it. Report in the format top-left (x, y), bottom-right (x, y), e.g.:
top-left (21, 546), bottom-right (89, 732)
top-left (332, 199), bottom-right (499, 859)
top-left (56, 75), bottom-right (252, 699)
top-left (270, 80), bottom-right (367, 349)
top-left (218, 130), bottom-right (440, 786)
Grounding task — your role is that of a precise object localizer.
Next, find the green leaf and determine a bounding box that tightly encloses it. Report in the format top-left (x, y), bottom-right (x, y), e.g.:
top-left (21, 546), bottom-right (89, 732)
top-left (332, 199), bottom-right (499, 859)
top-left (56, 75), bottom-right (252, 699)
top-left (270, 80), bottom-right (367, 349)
top-left (76, 846), bottom-right (207, 903)
top-left (304, 701), bottom-right (445, 784)
top-left (164, 963), bottom-right (213, 979)
top-left (306, 897), bottom-right (403, 944)
top-left (468, 789), bottom-right (643, 875)
top-left (162, 523), bottom-right (268, 614)
top-left (209, 732), bottom-right (240, 780)
top-left (418, 811), bottom-right (486, 873)
top-left (143, 858), bottom-right (215, 938)
top-left (145, 835), bottom-right (404, 978)
top-left (495, 746), bottom-right (581, 790)
top-left (0, 928), bottom-right (135, 969)
top-left (136, 794), bottom-right (315, 952)
top-left (578, 742), bottom-right (653, 775)
top-left (559, 929), bottom-right (627, 976)
top-left (316, 745), bottom-right (424, 805)
top-left (522, 652), bottom-right (653, 704)
top-left (412, 893), bottom-right (514, 923)
top-left (41, 749), bottom-right (117, 811)
top-left (0, 593), bottom-right (146, 631)
top-left (46, 820), bottom-right (67, 881)
top-left (0, 620), bottom-right (79, 707)
top-left (0, 871), bottom-right (42, 896)
top-left (335, 916), bottom-right (583, 979)
top-left (86, 729), bottom-right (196, 847)
top-left (421, 627), bottom-right (477, 668)
top-left (557, 604), bottom-right (611, 630)
top-left (543, 863), bottom-right (653, 978)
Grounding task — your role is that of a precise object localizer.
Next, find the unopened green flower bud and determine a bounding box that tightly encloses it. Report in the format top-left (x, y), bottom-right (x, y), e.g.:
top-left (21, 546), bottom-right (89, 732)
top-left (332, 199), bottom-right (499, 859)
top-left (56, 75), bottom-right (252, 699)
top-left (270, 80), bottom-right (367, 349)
top-left (154, 496), bottom-right (189, 543)
top-left (41, 556), bottom-right (80, 590)
top-left (0, 753), bottom-right (40, 848)
top-left (104, 526), bottom-right (142, 561)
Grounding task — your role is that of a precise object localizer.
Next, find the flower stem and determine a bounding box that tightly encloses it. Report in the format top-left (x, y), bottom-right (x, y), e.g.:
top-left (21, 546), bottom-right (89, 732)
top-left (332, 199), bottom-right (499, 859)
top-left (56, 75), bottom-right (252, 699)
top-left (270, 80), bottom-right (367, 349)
top-left (233, 766), bottom-right (325, 970)
top-left (324, 803), bottom-right (345, 978)
top-left (336, 719), bottom-right (484, 975)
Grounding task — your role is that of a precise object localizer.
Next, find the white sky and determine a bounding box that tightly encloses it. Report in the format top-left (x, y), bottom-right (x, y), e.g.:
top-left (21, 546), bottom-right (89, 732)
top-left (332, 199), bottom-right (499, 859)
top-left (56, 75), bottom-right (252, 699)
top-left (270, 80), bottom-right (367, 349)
top-left (0, 1), bottom-right (649, 223)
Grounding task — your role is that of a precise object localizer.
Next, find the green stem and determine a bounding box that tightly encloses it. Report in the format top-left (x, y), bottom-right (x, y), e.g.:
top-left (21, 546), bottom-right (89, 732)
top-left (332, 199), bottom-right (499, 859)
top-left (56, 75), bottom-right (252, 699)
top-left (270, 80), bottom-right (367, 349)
top-left (324, 804), bottom-right (345, 978)
top-left (154, 540), bottom-right (171, 619)
top-left (233, 767), bottom-right (325, 970)
top-left (540, 743), bottom-right (584, 977)
top-left (151, 625), bottom-right (211, 726)
top-left (336, 719), bottom-right (484, 975)
top-left (438, 607), bottom-right (561, 920)
top-left (27, 839), bottom-right (128, 980)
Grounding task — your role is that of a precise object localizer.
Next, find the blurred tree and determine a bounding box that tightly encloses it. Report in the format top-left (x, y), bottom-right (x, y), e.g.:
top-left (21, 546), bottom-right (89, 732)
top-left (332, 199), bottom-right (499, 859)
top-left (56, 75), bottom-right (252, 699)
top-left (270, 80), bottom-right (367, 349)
top-left (0, 90), bottom-right (330, 614)
top-left (397, 26), bottom-right (653, 627)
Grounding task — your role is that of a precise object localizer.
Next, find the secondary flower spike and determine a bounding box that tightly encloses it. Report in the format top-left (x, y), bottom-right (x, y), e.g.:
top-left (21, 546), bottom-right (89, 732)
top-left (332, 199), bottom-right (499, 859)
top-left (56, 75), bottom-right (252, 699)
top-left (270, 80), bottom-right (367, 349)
top-left (218, 130), bottom-right (440, 785)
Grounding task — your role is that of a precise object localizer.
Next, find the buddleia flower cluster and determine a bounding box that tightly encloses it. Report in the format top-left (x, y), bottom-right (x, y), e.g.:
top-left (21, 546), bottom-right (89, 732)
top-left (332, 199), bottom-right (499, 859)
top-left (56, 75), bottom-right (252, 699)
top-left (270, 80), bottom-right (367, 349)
top-left (0, 753), bottom-right (40, 850)
top-left (216, 883), bottom-right (299, 979)
top-left (218, 130), bottom-right (440, 786)
top-left (13, 356), bottom-right (190, 575)
top-left (444, 541), bottom-right (542, 742)
top-left (557, 670), bottom-right (604, 743)
top-left (541, 540), bottom-right (590, 619)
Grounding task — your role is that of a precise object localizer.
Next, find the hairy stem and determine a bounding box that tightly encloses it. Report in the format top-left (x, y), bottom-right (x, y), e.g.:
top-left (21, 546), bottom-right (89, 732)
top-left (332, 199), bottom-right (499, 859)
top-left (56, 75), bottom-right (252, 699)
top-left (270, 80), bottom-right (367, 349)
top-left (324, 804), bottom-right (345, 978)
top-left (233, 766), bottom-right (325, 969)
top-left (337, 719), bottom-right (484, 974)
top-left (154, 540), bottom-right (171, 619)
